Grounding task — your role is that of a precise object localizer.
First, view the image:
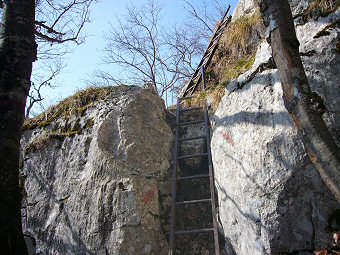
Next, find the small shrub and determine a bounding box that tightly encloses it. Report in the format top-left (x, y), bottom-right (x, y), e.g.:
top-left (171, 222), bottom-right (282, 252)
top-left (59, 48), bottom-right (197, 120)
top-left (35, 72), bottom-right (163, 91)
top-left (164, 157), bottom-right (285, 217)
top-left (84, 118), bottom-right (95, 129)
top-left (25, 134), bottom-right (52, 154)
top-left (38, 120), bottom-right (51, 128)
top-left (314, 19), bottom-right (340, 38)
top-left (181, 90), bottom-right (207, 108)
top-left (184, 55), bottom-right (255, 112)
top-left (206, 11), bottom-right (263, 94)
top-left (182, 84), bottom-right (227, 111)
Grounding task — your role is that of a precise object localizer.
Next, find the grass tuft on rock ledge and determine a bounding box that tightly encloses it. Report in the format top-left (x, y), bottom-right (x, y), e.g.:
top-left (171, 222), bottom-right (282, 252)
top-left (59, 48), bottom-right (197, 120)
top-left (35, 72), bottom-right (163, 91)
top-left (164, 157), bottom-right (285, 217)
top-left (201, 10), bottom-right (263, 109)
top-left (23, 85), bottom-right (132, 131)
top-left (221, 54), bottom-right (256, 83)
top-left (222, 10), bottom-right (263, 56)
top-left (302, 0), bottom-right (340, 21)
top-left (183, 84), bottom-right (226, 111)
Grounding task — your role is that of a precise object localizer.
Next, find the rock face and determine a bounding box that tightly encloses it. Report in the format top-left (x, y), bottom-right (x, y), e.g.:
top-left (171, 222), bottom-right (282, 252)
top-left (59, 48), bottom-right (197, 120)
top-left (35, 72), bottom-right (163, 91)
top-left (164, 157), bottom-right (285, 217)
top-left (212, 1), bottom-right (340, 254)
top-left (232, 0), bottom-right (258, 20)
top-left (21, 86), bottom-right (173, 255)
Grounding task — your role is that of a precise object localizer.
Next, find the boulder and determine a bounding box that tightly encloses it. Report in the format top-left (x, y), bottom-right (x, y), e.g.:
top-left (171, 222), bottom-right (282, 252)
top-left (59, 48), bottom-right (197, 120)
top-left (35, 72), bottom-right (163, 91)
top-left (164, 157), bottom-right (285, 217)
top-left (21, 86), bottom-right (173, 255)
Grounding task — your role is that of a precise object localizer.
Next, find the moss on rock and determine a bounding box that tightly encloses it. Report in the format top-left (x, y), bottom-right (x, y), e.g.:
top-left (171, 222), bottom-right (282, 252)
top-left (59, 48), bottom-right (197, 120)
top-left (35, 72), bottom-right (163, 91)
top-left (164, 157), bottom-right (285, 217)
top-left (23, 85), bottom-right (133, 131)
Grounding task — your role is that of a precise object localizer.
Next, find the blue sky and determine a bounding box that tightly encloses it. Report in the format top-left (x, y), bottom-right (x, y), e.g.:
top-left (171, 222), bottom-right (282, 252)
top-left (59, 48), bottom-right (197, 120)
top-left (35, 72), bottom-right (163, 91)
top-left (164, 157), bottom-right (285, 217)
top-left (34, 0), bottom-right (238, 110)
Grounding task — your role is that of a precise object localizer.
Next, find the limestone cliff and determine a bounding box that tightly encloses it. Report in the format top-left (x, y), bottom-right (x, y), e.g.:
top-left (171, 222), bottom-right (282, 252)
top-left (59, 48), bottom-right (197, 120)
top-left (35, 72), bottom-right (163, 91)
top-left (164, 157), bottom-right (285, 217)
top-left (21, 86), bottom-right (173, 255)
top-left (19, 1), bottom-right (340, 254)
top-left (210, 0), bottom-right (340, 254)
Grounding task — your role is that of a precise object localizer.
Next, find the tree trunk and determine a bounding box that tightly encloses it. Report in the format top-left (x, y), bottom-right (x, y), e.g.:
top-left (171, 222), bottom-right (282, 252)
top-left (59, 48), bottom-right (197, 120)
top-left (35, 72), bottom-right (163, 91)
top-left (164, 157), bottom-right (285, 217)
top-left (0, 0), bottom-right (35, 253)
top-left (261, 0), bottom-right (340, 201)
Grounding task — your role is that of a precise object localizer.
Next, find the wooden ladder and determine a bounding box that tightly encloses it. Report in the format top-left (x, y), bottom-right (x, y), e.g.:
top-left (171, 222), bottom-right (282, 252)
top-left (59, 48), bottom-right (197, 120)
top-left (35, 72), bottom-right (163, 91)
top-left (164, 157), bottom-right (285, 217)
top-left (180, 5), bottom-right (231, 98)
top-left (168, 96), bottom-right (220, 255)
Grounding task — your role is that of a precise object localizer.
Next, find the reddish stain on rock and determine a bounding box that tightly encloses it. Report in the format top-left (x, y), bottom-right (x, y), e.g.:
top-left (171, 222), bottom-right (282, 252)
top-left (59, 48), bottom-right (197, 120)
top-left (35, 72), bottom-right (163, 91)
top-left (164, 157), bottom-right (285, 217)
top-left (221, 131), bottom-right (234, 146)
top-left (142, 187), bottom-right (157, 204)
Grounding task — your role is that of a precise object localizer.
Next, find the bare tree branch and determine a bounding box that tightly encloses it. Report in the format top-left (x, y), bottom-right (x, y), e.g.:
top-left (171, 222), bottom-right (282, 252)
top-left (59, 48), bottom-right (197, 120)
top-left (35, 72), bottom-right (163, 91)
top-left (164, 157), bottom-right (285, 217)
top-left (93, 0), bottom-right (228, 101)
top-left (24, 0), bottom-right (97, 116)
top-left (182, 0), bottom-right (228, 40)
top-left (35, 0), bottom-right (95, 46)
top-left (98, 0), bottom-right (180, 96)
top-left (183, 0), bottom-right (214, 33)
top-left (26, 61), bottom-right (64, 117)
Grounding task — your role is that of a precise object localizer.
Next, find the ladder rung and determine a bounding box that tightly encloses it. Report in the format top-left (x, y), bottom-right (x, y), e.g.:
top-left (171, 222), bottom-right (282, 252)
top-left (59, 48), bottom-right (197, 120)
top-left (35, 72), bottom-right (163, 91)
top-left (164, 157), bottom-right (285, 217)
top-left (180, 96), bottom-right (194, 100)
top-left (177, 174), bottom-right (209, 180)
top-left (215, 22), bottom-right (228, 34)
top-left (207, 39), bottom-right (218, 50)
top-left (178, 120), bottom-right (205, 126)
top-left (176, 198), bottom-right (211, 205)
top-left (177, 174), bottom-right (210, 180)
top-left (203, 58), bottom-right (209, 65)
top-left (178, 153), bottom-right (208, 160)
top-left (205, 48), bottom-right (215, 58)
top-left (192, 72), bottom-right (201, 80)
top-left (180, 107), bottom-right (203, 112)
top-left (205, 49), bottom-right (214, 58)
top-left (178, 135), bottom-right (206, 142)
top-left (221, 18), bottom-right (230, 27)
top-left (175, 228), bottom-right (214, 235)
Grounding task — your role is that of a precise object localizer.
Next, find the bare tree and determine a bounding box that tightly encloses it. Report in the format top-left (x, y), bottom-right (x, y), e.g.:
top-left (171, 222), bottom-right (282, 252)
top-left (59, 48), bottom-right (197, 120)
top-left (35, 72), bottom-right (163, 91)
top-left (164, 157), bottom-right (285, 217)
top-left (26, 61), bottom-right (64, 117)
top-left (163, 0), bottom-right (229, 98)
top-left (182, 0), bottom-right (228, 43)
top-left (96, 0), bottom-right (228, 99)
top-left (164, 26), bottom-right (201, 83)
top-left (0, 1), bottom-right (35, 253)
top-left (0, 0), bottom-right (96, 252)
top-left (260, 0), bottom-right (340, 201)
top-left (98, 0), bottom-right (180, 96)
top-left (24, 0), bottom-right (96, 116)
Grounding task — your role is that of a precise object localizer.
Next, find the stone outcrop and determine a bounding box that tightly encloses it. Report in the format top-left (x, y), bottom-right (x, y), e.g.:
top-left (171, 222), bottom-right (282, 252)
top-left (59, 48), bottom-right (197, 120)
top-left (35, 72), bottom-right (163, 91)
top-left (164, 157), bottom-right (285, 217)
top-left (232, 0), bottom-right (259, 20)
top-left (19, 1), bottom-right (340, 254)
top-left (21, 86), bottom-right (173, 255)
top-left (211, 1), bottom-right (340, 254)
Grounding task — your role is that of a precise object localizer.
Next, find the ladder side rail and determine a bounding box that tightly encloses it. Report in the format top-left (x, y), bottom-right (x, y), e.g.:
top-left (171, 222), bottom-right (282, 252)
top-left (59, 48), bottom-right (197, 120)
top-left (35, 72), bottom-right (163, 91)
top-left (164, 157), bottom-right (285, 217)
top-left (182, 14), bottom-right (229, 98)
top-left (182, 9), bottom-right (232, 97)
top-left (183, 39), bottom-right (218, 96)
top-left (184, 16), bottom-right (232, 97)
top-left (183, 47), bottom-right (212, 96)
top-left (207, 5), bottom-right (231, 45)
top-left (221, 5), bottom-right (231, 25)
top-left (202, 66), bottom-right (207, 91)
top-left (204, 108), bottom-right (220, 255)
top-left (187, 40), bottom-right (220, 96)
top-left (168, 97), bottom-right (181, 255)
